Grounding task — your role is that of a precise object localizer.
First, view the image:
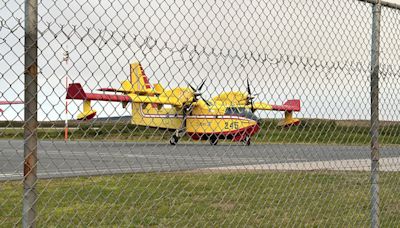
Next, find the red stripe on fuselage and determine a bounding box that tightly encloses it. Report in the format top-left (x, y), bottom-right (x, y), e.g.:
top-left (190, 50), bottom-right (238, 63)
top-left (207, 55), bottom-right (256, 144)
top-left (188, 124), bottom-right (260, 141)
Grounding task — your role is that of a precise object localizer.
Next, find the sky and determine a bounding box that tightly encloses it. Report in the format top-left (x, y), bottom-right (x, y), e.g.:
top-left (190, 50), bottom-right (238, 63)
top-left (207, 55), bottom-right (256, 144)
top-left (1, 0), bottom-right (400, 122)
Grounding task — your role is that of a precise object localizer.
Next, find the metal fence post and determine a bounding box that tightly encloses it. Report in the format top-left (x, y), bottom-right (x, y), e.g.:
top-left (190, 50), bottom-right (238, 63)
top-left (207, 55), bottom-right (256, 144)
top-left (23, 0), bottom-right (38, 227)
top-left (370, 1), bottom-right (381, 228)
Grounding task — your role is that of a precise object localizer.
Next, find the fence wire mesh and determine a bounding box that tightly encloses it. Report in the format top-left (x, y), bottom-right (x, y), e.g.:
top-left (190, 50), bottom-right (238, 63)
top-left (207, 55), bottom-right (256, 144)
top-left (1, 0), bottom-right (400, 226)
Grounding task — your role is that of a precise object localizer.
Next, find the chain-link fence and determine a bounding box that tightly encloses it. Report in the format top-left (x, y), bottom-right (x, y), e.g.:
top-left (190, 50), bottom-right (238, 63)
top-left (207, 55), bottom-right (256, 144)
top-left (1, 0), bottom-right (400, 226)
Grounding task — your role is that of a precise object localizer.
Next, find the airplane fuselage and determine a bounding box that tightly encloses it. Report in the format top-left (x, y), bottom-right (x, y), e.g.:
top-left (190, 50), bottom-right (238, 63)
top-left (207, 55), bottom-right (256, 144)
top-left (132, 103), bottom-right (260, 141)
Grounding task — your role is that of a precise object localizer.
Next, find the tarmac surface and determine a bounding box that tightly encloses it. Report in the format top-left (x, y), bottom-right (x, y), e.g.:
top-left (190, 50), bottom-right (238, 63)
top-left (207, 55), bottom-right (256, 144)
top-left (1, 140), bottom-right (399, 180)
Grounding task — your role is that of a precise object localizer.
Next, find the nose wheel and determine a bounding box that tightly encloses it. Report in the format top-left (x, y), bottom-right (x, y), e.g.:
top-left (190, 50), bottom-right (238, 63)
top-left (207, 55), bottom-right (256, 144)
top-left (209, 135), bottom-right (218, 145)
top-left (170, 135), bottom-right (179, 145)
top-left (242, 135), bottom-right (251, 146)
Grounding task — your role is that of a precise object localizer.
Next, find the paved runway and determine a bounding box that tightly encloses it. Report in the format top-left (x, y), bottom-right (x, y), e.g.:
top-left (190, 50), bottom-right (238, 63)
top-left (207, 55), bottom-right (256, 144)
top-left (1, 140), bottom-right (399, 180)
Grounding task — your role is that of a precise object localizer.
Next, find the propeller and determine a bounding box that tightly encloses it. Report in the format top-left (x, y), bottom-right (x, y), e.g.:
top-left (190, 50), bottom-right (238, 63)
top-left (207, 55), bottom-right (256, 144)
top-left (176, 79), bottom-right (211, 139)
top-left (186, 79), bottom-right (211, 106)
top-left (246, 78), bottom-right (257, 113)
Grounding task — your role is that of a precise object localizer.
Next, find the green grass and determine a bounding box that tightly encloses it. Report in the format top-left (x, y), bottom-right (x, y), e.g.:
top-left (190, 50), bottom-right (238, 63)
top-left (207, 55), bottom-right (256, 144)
top-left (2, 119), bottom-right (400, 145)
top-left (1, 171), bottom-right (400, 227)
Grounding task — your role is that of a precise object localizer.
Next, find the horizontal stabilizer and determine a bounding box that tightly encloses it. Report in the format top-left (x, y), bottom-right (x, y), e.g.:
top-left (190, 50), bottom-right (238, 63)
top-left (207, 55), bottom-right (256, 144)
top-left (0, 100), bottom-right (24, 105)
top-left (67, 83), bottom-right (131, 102)
top-left (0, 100), bottom-right (23, 113)
top-left (271, 99), bottom-right (300, 112)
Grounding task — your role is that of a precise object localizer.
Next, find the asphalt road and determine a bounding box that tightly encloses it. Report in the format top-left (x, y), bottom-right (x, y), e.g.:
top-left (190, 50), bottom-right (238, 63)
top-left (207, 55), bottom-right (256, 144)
top-left (1, 140), bottom-right (399, 180)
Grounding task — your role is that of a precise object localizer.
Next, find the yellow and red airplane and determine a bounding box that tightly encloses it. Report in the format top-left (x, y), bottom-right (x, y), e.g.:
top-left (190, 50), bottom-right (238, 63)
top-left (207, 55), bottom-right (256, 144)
top-left (66, 62), bottom-right (300, 145)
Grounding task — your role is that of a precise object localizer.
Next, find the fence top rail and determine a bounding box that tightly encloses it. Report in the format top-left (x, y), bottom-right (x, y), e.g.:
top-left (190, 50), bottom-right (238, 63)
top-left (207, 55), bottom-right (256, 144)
top-left (358, 0), bottom-right (400, 10)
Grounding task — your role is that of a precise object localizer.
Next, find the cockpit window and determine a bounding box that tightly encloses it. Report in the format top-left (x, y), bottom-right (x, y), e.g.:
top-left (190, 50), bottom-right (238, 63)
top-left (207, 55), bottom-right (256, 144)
top-left (225, 107), bottom-right (259, 121)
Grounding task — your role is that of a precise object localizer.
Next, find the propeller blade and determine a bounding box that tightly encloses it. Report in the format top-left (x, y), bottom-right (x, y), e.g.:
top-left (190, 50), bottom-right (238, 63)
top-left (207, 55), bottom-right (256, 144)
top-left (184, 79), bottom-right (196, 91)
top-left (198, 79), bottom-right (206, 91)
top-left (246, 77), bottom-right (257, 112)
top-left (184, 78), bottom-right (210, 107)
top-left (246, 78), bottom-right (251, 95)
top-left (200, 94), bottom-right (211, 106)
top-left (181, 105), bottom-right (188, 129)
top-left (189, 84), bottom-right (197, 92)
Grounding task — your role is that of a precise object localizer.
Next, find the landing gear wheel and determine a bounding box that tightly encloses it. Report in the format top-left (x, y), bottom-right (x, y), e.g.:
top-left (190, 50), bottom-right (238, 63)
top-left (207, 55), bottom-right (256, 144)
top-left (170, 135), bottom-right (179, 145)
top-left (210, 135), bottom-right (218, 146)
top-left (242, 135), bottom-right (251, 146)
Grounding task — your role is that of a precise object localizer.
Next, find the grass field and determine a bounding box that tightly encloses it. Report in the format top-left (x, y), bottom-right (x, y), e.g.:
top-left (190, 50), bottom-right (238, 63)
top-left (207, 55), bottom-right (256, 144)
top-left (1, 119), bottom-right (400, 145)
top-left (2, 118), bottom-right (400, 226)
top-left (1, 171), bottom-right (400, 226)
